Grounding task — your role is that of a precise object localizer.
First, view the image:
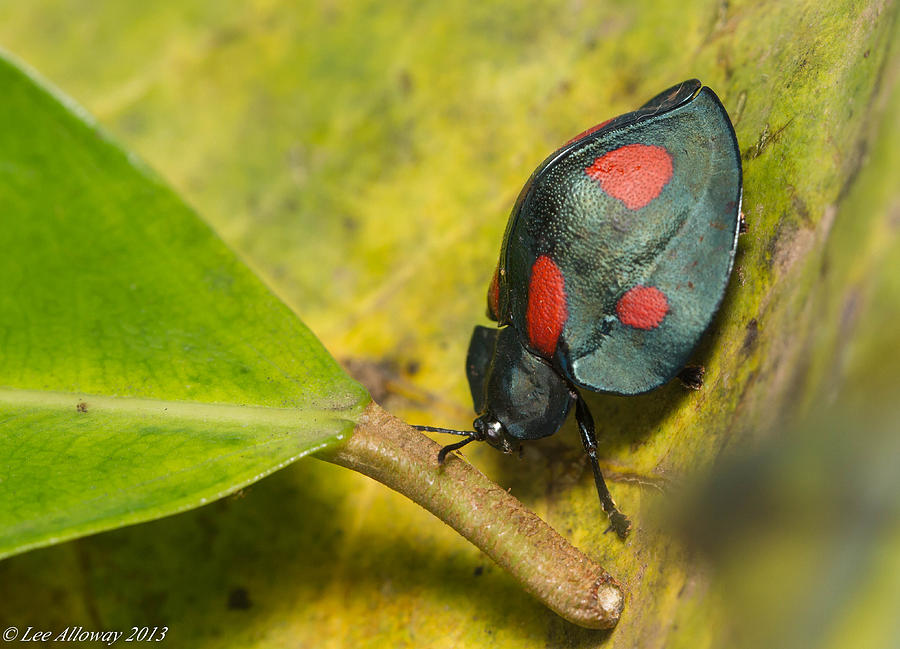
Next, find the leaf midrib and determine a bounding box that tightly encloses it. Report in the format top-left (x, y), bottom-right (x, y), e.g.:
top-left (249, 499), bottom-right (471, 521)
top-left (0, 387), bottom-right (360, 428)
top-left (0, 387), bottom-right (362, 560)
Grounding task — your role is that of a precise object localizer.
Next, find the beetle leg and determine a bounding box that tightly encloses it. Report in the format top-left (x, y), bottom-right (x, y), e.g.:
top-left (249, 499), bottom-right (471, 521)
top-left (573, 391), bottom-right (632, 539)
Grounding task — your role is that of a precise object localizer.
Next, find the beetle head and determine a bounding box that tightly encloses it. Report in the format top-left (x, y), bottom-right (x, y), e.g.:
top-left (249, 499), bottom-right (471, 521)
top-left (467, 325), bottom-right (575, 445)
top-left (473, 414), bottom-right (518, 454)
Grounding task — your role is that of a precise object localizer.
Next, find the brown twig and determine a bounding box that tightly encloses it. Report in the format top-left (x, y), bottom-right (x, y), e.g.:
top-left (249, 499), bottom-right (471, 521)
top-left (316, 402), bottom-right (625, 629)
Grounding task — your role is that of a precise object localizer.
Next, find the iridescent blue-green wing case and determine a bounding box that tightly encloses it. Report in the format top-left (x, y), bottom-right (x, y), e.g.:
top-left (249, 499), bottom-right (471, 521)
top-left (494, 82), bottom-right (742, 395)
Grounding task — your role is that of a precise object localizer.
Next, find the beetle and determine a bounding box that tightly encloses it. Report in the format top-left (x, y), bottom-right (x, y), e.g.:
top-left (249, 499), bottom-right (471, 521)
top-left (417, 80), bottom-right (742, 539)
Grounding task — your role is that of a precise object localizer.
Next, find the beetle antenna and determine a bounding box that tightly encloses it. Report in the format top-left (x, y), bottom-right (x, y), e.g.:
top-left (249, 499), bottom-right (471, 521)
top-left (413, 424), bottom-right (473, 437)
top-left (414, 425), bottom-right (484, 464)
top-left (436, 436), bottom-right (476, 464)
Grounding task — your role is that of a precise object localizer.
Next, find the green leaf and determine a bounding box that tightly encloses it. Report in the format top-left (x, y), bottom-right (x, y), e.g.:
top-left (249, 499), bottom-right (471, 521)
top-left (0, 53), bottom-right (369, 560)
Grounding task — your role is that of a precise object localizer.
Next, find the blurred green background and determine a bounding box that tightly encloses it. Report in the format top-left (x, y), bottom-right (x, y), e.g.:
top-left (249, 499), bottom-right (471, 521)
top-left (1, 1), bottom-right (898, 647)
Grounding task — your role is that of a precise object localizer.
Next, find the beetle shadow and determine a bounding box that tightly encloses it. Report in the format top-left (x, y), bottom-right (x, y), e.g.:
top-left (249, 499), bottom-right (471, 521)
top-left (484, 319), bottom-right (726, 509)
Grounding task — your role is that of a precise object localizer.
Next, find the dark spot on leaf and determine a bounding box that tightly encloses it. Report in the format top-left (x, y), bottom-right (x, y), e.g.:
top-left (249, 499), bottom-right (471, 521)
top-left (836, 138), bottom-right (869, 203)
top-left (116, 111), bottom-right (146, 136)
top-left (227, 587), bottom-right (252, 610)
top-left (742, 318), bottom-right (759, 354)
top-left (839, 288), bottom-right (862, 340)
top-left (342, 357), bottom-right (400, 403)
top-left (138, 591), bottom-right (167, 620)
top-left (889, 204), bottom-right (900, 231)
top-left (397, 69), bottom-right (414, 95)
top-left (820, 252), bottom-right (830, 278)
top-left (717, 47), bottom-right (734, 81)
top-left (76, 401), bottom-right (88, 413)
top-left (211, 26), bottom-right (242, 47)
top-left (205, 269), bottom-right (235, 293)
top-left (732, 90), bottom-right (747, 126)
top-left (473, 565), bottom-right (484, 577)
top-left (622, 75), bottom-right (639, 95)
top-left (788, 187), bottom-right (811, 223)
top-left (765, 216), bottom-right (797, 269)
top-left (742, 119), bottom-right (793, 160)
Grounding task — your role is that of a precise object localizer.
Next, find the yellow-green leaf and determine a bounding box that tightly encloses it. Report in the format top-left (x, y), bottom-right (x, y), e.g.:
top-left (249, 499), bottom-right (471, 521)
top-left (0, 54), bottom-right (368, 560)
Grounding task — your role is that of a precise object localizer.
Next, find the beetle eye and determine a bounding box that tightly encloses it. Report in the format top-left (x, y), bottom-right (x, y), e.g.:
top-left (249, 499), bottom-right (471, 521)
top-left (477, 417), bottom-right (514, 454)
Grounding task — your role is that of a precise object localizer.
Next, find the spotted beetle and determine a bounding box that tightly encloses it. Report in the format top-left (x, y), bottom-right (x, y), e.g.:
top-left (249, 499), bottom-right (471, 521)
top-left (417, 80), bottom-right (742, 539)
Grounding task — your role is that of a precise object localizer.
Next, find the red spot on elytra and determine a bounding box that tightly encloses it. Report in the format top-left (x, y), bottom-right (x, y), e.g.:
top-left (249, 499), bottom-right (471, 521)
top-left (564, 118), bottom-right (614, 146)
top-left (616, 286), bottom-right (668, 330)
top-left (585, 144), bottom-right (673, 210)
top-left (526, 256), bottom-right (568, 357)
top-left (487, 264), bottom-right (500, 320)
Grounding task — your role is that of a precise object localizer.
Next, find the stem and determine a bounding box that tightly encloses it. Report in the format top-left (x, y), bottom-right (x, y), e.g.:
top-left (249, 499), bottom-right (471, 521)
top-left (316, 402), bottom-right (625, 629)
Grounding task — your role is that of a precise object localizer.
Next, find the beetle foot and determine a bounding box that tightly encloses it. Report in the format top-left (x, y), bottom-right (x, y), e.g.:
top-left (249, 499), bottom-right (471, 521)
top-left (605, 511), bottom-right (632, 540)
top-left (677, 365), bottom-right (705, 390)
